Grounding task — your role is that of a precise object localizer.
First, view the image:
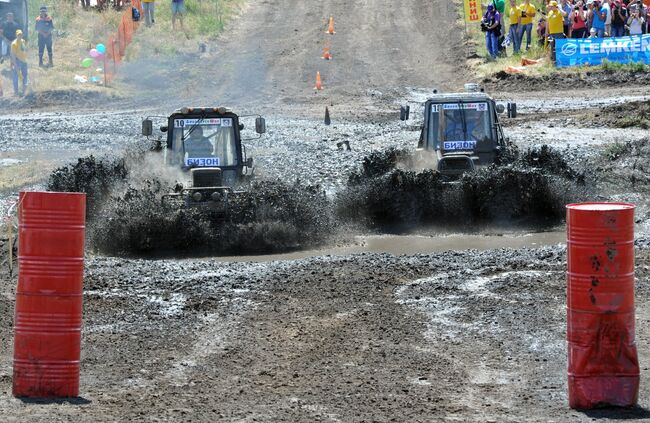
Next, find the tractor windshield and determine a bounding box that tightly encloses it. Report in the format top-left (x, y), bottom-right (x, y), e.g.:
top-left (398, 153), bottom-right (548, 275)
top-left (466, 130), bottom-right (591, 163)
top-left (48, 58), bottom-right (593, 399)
top-left (427, 102), bottom-right (493, 153)
top-left (170, 117), bottom-right (238, 167)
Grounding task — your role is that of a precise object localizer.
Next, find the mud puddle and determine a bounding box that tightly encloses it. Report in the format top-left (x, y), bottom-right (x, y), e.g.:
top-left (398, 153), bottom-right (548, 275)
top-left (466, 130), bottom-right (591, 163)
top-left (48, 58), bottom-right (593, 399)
top-left (213, 231), bottom-right (566, 262)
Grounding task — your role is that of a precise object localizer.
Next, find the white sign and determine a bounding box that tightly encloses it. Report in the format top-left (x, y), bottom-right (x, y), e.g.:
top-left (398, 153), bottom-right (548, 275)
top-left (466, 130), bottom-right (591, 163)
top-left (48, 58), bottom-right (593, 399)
top-left (432, 103), bottom-right (488, 113)
top-left (185, 157), bottom-right (220, 167)
top-left (174, 118), bottom-right (233, 128)
top-left (443, 141), bottom-right (476, 150)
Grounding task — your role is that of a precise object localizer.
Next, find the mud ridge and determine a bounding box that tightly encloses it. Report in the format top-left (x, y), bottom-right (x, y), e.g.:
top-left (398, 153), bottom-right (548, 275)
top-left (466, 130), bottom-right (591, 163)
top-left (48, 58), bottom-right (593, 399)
top-left (337, 146), bottom-right (588, 231)
top-left (483, 69), bottom-right (650, 92)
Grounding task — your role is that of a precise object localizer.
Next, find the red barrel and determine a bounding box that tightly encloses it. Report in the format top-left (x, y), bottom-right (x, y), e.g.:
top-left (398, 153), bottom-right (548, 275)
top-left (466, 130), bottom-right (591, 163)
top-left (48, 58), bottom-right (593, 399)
top-left (566, 202), bottom-right (638, 409)
top-left (13, 192), bottom-right (86, 398)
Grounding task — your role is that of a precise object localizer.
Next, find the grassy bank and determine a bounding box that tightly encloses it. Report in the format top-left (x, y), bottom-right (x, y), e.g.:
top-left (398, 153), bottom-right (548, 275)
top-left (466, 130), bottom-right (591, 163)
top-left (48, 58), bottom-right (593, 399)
top-left (0, 0), bottom-right (241, 98)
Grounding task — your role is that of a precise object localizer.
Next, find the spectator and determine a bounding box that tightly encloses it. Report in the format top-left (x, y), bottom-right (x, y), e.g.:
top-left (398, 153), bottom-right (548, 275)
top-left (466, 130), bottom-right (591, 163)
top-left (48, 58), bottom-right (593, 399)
top-left (1, 13), bottom-right (21, 61)
top-left (35, 6), bottom-right (54, 67)
top-left (81, 0), bottom-right (90, 9)
top-left (571, 1), bottom-right (589, 37)
top-left (172, 0), bottom-right (185, 31)
top-left (508, 0), bottom-right (522, 54)
top-left (518, 0), bottom-right (537, 50)
top-left (588, 26), bottom-right (598, 36)
top-left (627, 4), bottom-right (645, 33)
top-left (537, 16), bottom-right (548, 46)
top-left (611, 0), bottom-right (628, 36)
top-left (547, 1), bottom-right (566, 61)
top-left (10, 29), bottom-right (27, 96)
top-left (483, 4), bottom-right (501, 59)
top-left (603, 0), bottom-right (613, 35)
top-left (590, 0), bottom-right (607, 37)
top-left (142, 0), bottom-right (155, 27)
top-left (561, 0), bottom-right (574, 35)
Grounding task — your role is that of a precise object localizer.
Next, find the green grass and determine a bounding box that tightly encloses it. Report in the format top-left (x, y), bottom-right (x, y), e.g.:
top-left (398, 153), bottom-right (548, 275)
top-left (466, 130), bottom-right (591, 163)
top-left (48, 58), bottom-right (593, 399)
top-left (126, 0), bottom-right (243, 60)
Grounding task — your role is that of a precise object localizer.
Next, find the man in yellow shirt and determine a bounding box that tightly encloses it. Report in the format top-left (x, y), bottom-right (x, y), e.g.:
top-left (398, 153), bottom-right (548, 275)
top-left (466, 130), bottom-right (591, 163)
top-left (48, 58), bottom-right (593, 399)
top-left (10, 29), bottom-right (27, 96)
top-left (546, 1), bottom-right (566, 63)
top-left (518, 0), bottom-right (537, 50)
top-left (142, 0), bottom-right (155, 27)
top-left (547, 1), bottom-right (566, 37)
top-left (508, 0), bottom-right (522, 54)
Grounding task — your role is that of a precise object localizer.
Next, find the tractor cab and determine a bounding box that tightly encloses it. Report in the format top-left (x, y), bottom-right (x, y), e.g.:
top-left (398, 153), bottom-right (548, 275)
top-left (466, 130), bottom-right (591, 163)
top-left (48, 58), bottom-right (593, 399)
top-left (400, 84), bottom-right (516, 177)
top-left (142, 106), bottom-right (266, 205)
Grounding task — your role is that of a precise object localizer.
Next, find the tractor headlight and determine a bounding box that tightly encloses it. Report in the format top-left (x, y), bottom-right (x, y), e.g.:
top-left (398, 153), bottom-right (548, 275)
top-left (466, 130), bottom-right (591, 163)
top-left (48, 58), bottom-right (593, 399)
top-left (192, 192), bottom-right (203, 202)
top-left (211, 192), bottom-right (222, 202)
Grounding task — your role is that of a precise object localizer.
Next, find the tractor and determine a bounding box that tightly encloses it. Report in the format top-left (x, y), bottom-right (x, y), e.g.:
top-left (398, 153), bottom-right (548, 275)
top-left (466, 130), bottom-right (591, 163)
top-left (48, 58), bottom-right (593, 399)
top-left (0, 0), bottom-right (28, 39)
top-left (400, 84), bottom-right (517, 177)
top-left (142, 106), bottom-right (266, 209)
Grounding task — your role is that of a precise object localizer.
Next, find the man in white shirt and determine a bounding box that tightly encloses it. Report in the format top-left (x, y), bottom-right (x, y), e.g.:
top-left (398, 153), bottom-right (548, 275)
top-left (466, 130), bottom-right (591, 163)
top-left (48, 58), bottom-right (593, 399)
top-left (602, 0), bottom-right (612, 36)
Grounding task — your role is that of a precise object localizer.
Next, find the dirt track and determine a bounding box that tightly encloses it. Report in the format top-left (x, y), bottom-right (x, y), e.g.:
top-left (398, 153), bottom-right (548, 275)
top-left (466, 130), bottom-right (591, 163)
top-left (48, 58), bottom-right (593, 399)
top-left (1, 0), bottom-right (650, 421)
top-left (121, 0), bottom-right (465, 109)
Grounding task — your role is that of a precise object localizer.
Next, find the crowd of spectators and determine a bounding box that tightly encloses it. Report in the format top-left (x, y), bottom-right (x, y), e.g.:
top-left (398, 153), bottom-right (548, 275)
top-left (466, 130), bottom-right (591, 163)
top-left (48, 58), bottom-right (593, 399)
top-left (482, 0), bottom-right (650, 59)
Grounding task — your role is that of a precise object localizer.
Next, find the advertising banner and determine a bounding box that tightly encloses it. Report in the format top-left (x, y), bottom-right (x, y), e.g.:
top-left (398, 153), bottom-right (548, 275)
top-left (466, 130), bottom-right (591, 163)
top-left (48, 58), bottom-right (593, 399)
top-left (464, 0), bottom-right (483, 22)
top-left (556, 35), bottom-right (650, 67)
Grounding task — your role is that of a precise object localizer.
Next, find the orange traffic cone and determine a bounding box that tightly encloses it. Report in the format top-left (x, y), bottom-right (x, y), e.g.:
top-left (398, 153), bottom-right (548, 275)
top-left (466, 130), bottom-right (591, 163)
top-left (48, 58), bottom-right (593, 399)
top-left (326, 17), bottom-right (335, 34)
top-left (314, 71), bottom-right (323, 90)
top-left (322, 47), bottom-right (331, 60)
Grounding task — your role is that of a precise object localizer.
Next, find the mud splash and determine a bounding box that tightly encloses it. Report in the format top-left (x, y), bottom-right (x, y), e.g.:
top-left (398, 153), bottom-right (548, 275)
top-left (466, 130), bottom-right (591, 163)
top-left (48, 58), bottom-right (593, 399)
top-left (89, 180), bottom-right (333, 256)
top-left (337, 146), bottom-right (587, 231)
top-left (47, 155), bottom-right (129, 217)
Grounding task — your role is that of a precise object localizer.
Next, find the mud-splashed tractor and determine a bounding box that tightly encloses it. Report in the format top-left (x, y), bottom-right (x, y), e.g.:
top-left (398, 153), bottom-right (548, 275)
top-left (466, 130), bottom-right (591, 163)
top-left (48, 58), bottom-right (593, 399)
top-left (400, 84), bottom-right (517, 177)
top-left (142, 107), bottom-right (266, 209)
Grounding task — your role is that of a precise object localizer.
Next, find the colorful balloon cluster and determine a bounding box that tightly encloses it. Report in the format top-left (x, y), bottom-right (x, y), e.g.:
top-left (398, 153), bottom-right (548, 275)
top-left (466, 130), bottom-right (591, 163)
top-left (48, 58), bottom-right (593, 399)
top-left (81, 43), bottom-right (106, 68)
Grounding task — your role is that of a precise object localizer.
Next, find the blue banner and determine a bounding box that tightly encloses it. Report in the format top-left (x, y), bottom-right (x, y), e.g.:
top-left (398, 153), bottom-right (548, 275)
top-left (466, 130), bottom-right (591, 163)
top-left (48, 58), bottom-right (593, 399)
top-left (555, 35), bottom-right (650, 67)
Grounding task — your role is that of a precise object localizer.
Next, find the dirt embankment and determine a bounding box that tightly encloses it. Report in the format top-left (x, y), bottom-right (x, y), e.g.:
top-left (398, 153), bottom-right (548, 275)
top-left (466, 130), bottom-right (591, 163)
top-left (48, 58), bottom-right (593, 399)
top-left (591, 100), bottom-right (650, 129)
top-left (483, 69), bottom-right (650, 93)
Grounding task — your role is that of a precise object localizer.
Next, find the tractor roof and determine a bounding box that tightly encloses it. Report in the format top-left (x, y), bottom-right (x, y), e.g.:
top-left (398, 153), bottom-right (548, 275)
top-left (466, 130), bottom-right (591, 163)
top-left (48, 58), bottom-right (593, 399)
top-left (427, 92), bottom-right (493, 103)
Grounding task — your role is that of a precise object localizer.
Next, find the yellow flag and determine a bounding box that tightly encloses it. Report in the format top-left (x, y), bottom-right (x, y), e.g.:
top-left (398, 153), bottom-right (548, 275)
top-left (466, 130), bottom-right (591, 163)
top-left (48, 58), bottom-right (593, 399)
top-left (464, 0), bottom-right (483, 22)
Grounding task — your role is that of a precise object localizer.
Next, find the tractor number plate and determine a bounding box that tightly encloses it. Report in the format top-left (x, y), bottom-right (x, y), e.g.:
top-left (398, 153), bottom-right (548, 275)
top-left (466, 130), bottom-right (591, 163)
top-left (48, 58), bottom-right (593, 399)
top-left (443, 141), bottom-right (476, 150)
top-left (185, 157), bottom-right (220, 167)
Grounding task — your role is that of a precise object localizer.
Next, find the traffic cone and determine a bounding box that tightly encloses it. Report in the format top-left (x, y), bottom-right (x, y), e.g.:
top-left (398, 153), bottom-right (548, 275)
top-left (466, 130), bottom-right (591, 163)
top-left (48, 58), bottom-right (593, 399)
top-left (314, 71), bottom-right (323, 90)
top-left (322, 47), bottom-right (331, 60)
top-left (324, 106), bottom-right (331, 125)
top-left (327, 17), bottom-right (335, 34)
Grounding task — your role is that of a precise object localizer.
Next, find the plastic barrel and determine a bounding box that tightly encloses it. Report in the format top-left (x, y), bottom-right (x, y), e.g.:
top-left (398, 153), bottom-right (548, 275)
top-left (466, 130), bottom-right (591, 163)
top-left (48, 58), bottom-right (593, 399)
top-left (566, 202), bottom-right (638, 409)
top-left (13, 192), bottom-right (86, 398)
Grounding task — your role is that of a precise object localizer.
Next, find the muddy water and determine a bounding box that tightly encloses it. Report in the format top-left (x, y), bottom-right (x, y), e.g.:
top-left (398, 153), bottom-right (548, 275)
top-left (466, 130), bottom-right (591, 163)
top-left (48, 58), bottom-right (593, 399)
top-left (213, 231), bottom-right (566, 262)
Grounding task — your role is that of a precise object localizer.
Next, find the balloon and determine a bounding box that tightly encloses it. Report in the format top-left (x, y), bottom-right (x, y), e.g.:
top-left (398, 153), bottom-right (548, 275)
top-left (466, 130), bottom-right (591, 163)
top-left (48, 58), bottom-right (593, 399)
top-left (96, 44), bottom-right (106, 54)
top-left (81, 58), bottom-right (93, 68)
top-left (89, 49), bottom-right (99, 58)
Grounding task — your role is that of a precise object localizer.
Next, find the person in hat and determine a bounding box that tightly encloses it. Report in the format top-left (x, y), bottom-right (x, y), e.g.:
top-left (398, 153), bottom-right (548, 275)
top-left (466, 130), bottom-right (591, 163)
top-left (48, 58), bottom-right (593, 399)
top-left (10, 29), bottom-right (27, 96)
top-left (35, 6), bottom-right (54, 67)
top-left (547, 1), bottom-right (566, 62)
top-left (482, 4), bottom-right (502, 59)
top-left (547, 0), bottom-right (567, 39)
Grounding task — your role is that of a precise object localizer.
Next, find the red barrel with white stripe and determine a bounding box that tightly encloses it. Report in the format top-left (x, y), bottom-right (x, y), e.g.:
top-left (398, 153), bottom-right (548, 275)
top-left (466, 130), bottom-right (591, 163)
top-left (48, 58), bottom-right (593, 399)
top-left (566, 202), bottom-right (638, 409)
top-left (13, 191), bottom-right (86, 398)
